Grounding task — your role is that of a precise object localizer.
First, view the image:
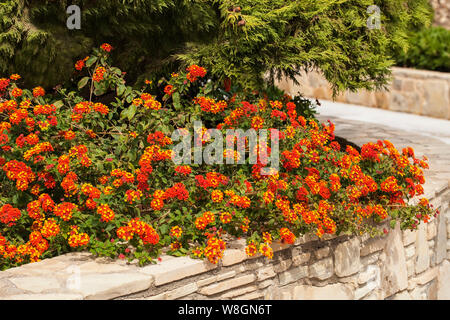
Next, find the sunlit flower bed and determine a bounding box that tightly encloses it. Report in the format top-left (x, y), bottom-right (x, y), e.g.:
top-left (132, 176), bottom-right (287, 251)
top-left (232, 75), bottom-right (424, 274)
top-left (0, 45), bottom-right (439, 270)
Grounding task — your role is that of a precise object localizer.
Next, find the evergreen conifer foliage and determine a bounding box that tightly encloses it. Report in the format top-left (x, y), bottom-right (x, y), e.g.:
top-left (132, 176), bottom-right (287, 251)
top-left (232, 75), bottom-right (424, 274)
top-left (1, 0), bottom-right (432, 94)
top-left (0, 0), bottom-right (218, 88)
top-left (180, 0), bottom-right (432, 94)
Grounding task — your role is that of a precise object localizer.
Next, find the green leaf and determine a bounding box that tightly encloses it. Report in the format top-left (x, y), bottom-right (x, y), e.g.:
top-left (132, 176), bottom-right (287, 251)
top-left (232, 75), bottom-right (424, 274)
top-left (117, 85), bottom-right (126, 96)
top-left (390, 220), bottom-right (397, 229)
top-left (85, 56), bottom-right (98, 68)
top-left (53, 100), bottom-right (64, 108)
top-left (172, 92), bottom-right (181, 110)
top-left (78, 77), bottom-right (90, 90)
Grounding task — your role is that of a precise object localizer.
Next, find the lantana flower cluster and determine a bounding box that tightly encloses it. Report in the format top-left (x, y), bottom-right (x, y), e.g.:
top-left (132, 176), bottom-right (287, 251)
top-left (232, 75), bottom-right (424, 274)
top-left (0, 44), bottom-right (439, 270)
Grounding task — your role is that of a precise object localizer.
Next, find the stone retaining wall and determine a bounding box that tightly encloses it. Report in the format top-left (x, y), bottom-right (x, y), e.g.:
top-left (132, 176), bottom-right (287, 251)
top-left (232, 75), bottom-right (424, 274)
top-left (431, 0), bottom-right (450, 29)
top-left (0, 188), bottom-right (448, 300)
top-left (276, 67), bottom-right (450, 120)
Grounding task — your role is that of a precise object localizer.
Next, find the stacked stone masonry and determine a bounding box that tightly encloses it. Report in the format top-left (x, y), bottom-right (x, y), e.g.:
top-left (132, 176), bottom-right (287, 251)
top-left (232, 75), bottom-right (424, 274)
top-left (0, 118), bottom-right (449, 300)
top-left (276, 67), bottom-right (450, 120)
top-left (431, 0), bottom-right (450, 29)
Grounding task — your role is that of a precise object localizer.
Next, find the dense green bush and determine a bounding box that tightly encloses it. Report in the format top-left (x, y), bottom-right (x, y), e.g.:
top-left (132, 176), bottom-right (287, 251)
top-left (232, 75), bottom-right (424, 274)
top-left (396, 26), bottom-right (450, 72)
top-left (1, 0), bottom-right (432, 93)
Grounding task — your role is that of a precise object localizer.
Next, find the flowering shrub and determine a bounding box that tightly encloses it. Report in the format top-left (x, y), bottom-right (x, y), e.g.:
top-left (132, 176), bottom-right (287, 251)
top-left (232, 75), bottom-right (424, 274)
top-left (0, 44), bottom-right (439, 270)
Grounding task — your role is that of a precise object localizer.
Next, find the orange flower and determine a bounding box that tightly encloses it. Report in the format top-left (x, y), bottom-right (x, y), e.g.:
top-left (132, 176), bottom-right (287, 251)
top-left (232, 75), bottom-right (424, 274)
top-left (32, 87), bottom-right (45, 97)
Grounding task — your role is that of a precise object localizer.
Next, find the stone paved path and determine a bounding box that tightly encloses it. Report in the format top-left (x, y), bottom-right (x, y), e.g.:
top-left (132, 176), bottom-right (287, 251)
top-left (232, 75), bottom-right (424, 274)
top-left (316, 101), bottom-right (450, 199)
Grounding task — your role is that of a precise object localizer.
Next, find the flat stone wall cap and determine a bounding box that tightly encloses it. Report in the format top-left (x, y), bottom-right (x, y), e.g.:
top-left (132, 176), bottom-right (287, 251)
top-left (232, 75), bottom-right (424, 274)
top-left (0, 293), bottom-right (84, 300)
top-left (75, 272), bottom-right (153, 300)
top-left (138, 256), bottom-right (217, 286)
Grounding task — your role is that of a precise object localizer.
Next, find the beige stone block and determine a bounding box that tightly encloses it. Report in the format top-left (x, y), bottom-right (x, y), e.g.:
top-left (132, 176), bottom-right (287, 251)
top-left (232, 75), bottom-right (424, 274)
top-left (437, 260), bottom-right (450, 300)
top-left (256, 266), bottom-right (276, 281)
top-left (405, 245), bottom-right (415, 260)
top-left (335, 238), bottom-right (361, 277)
top-left (361, 237), bottom-right (385, 256)
top-left (77, 261), bottom-right (131, 274)
top-left (0, 293), bottom-right (84, 300)
top-left (407, 259), bottom-right (415, 278)
top-left (76, 273), bottom-right (152, 300)
top-left (380, 224), bottom-right (408, 297)
top-left (278, 266), bottom-right (308, 286)
top-left (292, 284), bottom-right (353, 300)
top-left (361, 252), bottom-right (380, 266)
top-left (217, 271), bottom-right (237, 282)
top-left (415, 222), bottom-right (430, 274)
top-left (315, 247), bottom-right (330, 259)
top-left (166, 283), bottom-right (198, 300)
top-left (198, 274), bottom-right (256, 296)
top-left (409, 285), bottom-right (428, 300)
top-left (309, 257), bottom-right (334, 280)
top-left (222, 249), bottom-right (247, 266)
top-left (374, 91), bottom-right (390, 109)
top-left (197, 275), bottom-right (217, 287)
top-left (427, 221), bottom-right (437, 240)
top-left (139, 256), bottom-right (217, 286)
top-left (222, 285), bottom-right (258, 299)
top-left (436, 212), bottom-right (448, 264)
top-left (422, 80), bottom-right (449, 119)
top-left (358, 265), bottom-right (379, 285)
top-left (234, 291), bottom-right (264, 300)
top-left (403, 229), bottom-right (417, 246)
top-left (408, 267), bottom-right (438, 290)
top-left (391, 291), bottom-right (412, 300)
top-left (292, 252), bottom-right (311, 266)
top-left (273, 259), bottom-right (292, 273)
top-left (9, 277), bottom-right (61, 293)
top-left (258, 279), bottom-right (275, 289)
top-left (355, 281), bottom-right (378, 300)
